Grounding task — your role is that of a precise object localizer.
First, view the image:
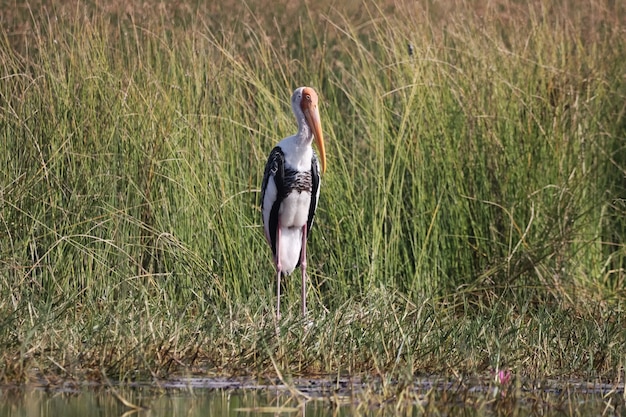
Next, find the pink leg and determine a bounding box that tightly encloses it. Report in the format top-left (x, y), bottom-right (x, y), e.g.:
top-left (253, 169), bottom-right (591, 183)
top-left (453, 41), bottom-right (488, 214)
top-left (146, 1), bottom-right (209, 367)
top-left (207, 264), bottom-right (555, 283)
top-left (300, 224), bottom-right (308, 316)
top-left (275, 225), bottom-right (282, 319)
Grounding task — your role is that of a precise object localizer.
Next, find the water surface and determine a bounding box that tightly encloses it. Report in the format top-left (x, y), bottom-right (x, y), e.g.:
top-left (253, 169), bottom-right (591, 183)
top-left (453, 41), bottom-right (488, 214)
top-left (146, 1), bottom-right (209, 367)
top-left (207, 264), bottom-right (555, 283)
top-left (0, 377), bottom-right (623, 416)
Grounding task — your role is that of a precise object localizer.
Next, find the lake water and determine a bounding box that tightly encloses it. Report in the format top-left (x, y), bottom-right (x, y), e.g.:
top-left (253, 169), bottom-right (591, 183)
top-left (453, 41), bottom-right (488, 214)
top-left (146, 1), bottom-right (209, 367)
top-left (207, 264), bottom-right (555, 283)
top-left (0, 377), bottom-right (623, 416)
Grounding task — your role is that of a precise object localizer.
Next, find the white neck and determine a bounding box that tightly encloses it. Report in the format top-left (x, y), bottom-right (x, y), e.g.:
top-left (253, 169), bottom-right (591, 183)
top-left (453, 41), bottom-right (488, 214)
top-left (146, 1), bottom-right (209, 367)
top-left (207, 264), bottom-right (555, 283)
top-left (276, 87), bottom-right (316, 171)
top-left (293, 102), bottom-right (313, 146)
top-left (278, 110), bottom-right (314, 171)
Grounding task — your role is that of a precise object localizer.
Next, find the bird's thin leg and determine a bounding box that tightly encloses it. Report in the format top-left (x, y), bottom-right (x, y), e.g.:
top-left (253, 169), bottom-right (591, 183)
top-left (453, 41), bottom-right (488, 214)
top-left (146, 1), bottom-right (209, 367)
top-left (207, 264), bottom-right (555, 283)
top-left (300, 224), bottom-right (308, 317)
top-left (275, 225), bottom-right (282, 320)
top-left (276, 269), bottom-right (281, 319)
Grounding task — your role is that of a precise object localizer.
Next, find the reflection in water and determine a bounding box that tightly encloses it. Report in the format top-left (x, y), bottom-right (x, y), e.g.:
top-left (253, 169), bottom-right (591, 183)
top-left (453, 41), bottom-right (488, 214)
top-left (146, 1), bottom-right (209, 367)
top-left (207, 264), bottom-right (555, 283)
top-left (0, 381), bottom-right (622, 417)
top-left (0, 389), bottom-right (331, 417)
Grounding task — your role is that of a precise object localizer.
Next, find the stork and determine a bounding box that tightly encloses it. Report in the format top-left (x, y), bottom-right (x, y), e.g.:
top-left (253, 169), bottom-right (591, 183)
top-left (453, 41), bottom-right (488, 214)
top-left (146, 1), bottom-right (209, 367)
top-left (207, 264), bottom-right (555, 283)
top-left (261, 87), bottom-right (326, 319)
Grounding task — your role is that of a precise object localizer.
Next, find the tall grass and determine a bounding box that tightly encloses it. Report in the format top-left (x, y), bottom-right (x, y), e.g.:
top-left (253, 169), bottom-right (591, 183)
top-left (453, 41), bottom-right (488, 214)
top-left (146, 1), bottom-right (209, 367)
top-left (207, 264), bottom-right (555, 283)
top-left (0, 0), bottom-right (625, 383)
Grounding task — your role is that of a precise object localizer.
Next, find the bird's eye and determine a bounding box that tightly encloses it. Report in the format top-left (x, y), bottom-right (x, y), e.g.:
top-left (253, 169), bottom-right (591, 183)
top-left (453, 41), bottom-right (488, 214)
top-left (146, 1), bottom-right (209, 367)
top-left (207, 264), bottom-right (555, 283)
top-left (305, 94), bottom-right (311, 101)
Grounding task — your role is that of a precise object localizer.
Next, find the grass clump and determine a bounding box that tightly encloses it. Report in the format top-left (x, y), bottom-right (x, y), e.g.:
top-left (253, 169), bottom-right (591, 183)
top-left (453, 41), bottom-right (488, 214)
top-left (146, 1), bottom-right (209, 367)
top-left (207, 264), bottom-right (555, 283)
top-left (0, 0), bottom-right (625, 386)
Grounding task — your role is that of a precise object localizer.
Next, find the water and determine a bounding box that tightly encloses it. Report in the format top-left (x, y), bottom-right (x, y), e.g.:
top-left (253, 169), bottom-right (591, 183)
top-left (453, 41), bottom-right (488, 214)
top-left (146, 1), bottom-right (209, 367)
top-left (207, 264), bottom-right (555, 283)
top-left (0, 377), bottom-right (623, 416)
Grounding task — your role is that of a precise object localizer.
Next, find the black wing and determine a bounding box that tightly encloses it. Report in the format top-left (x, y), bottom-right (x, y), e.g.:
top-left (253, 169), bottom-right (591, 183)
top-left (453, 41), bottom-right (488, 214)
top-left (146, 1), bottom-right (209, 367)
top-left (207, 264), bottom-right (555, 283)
top-left (295, 152), bottom-right (321, 270)
top-left (261, 147), bottom-right (285, 256)
top-left (307, 151), bottom-right (321, 233)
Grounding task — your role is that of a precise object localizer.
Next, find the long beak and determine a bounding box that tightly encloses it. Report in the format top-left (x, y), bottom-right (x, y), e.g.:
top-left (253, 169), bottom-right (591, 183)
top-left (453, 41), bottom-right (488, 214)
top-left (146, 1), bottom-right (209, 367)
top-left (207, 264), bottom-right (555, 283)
top-left (304, 105), bottom-right (326, 174)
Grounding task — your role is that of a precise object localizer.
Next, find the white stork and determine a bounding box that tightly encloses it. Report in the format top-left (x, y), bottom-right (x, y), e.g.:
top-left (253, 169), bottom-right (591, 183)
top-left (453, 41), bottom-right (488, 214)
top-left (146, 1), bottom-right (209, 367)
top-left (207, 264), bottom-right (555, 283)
top-left (261, 86), bottom-right (326, 319)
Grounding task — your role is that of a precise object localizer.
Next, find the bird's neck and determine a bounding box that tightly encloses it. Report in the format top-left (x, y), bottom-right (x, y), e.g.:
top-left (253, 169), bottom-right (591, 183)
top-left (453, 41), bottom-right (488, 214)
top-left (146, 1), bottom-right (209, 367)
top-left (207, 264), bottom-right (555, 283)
top-left (280, 130), bottom-right (314, 171)
top-left (295, 116), bottom-right (313, 146)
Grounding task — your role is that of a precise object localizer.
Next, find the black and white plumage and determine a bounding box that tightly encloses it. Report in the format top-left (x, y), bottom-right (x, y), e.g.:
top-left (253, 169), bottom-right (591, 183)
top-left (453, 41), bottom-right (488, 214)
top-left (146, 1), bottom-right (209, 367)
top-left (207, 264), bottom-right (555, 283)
top-left (261, 87), bottom-right (326, 319)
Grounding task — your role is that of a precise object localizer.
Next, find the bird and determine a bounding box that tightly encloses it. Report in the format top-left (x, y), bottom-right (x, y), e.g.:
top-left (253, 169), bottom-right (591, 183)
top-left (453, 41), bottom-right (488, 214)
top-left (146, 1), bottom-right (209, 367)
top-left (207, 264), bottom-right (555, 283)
top-left (261, 86), bottom-right (326, 319)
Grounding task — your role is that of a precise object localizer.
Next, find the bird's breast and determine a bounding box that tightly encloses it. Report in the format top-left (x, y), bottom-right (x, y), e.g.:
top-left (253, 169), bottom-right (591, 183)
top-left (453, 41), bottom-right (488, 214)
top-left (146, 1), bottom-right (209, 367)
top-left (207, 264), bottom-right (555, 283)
top-left (278, 166), bottom-right (314, 228)
top-left (284, 167), bottom-right (313, 193)
top-left (279, 190), bottom-right (312, 228)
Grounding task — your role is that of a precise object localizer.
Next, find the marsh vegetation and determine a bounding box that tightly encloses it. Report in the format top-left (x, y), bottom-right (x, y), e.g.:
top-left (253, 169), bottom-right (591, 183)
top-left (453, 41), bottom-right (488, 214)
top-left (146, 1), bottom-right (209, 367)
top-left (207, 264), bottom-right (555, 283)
top-left (0, 0), bottom-right (625, 412)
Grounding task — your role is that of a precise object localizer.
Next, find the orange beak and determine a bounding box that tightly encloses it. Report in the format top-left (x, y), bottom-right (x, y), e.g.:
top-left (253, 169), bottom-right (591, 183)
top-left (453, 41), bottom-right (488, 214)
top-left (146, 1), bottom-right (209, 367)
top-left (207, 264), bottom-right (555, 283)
top-left (304, 99), bottom-right (326, 174)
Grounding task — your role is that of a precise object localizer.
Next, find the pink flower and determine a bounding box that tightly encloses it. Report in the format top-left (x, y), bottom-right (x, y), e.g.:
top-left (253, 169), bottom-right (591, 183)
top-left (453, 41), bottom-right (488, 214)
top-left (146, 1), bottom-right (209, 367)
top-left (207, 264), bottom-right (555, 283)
top-left (496, 369), bottom-right (512, 385)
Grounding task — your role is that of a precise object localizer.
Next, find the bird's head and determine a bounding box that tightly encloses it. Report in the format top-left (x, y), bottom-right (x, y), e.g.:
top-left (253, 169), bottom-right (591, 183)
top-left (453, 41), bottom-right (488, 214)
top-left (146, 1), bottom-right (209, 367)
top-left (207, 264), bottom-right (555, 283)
top-left (292, 87), bottom-right (326, 174)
